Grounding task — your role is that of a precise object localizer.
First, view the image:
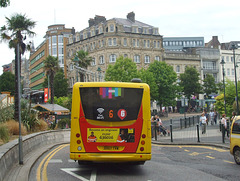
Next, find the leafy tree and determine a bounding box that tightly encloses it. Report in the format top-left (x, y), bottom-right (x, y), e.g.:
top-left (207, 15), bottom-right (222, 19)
top-left (0, 13), bottom-right (36, 121)
top-left (137, 69), bottom-right (158, 100)
top-left (105, 56), bottom-right (138, 82)
top-left (0, 72), bottom-right (15, 95)
top-left (53, 95), bottom-right (72, 111)
top-left (72, 50), bottom-right (92, 82)
top-left (53, 69), bottom-right (69, 98)
top-left (0, 0), bottom-right (10, 7)
top-left (43, 55), bottom-right (59, 104)
top-left (148, 61), bottom-right (178, 111)
top-left (179, 66), bottom-right (202, 102)
top-left (203, 74), bottom-right (217, 98)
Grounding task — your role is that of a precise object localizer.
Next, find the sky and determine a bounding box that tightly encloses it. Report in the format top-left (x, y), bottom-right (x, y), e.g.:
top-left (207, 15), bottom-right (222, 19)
top-left (1, 0), bottom-right (240, 75)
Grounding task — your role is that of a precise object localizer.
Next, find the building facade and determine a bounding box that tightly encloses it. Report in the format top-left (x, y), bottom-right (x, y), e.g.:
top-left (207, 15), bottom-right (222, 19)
top-left (29, 24), bottom-right (74, 90)
top-left (66, 12), bottom-right (164, 89)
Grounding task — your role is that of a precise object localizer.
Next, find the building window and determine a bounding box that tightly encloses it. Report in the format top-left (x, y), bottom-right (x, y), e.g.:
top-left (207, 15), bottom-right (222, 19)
top-left (124, 54), bottom-right (128, 58)
top-left (176, 65), bottom-right (180, 73)
top-left (110, 24), bottom-right (114, 32)
top-left (145, 55), bottom-right (150, 63)
top-left (157, 41), bottom-right (160, 48)
top-left (133, 27), bottom-right (137, 33)
top-left (155, 56), bottom-right (160, 61)
top-left (108, 38), bottom-right (112, 46)
top-left (147, 40), bottom-right (150, 48)
top-left (58, 35), bottom-right (63, 44)
top-left (52, 36), bottom-right (57, 44)
top-left (91, 29), bottom-right (95, 36)
top-left (58, 45), bottom-right (63, 55)
top-left (232, 68), bottom-right (235, 76)
top-left (227, 68), bottom-right (230, 76)
top-left (124, 38), bottom-right (127, 46)
top-left (99, 56), bottom-right (104, 64)
top-left (59, 55), bottom-right (64, 66)
top-left (91, 58), bottom-right (96, 66)
top-left (154, 41), bottom-right (156, 48)
top-left (113, 38), bottom-right (117, 46)
top-left (132, 39), bottom-right (136, 47)
top-left (144, 40), bottom-right (146, 48)
top-left (231, 57), bottom-right (234, 62)
top-left (136, 39), bottom-right (139, 47)
top-left (134, 55), bottom-right (140, 63)
top-left (109, 54), bottom-right (116, 63)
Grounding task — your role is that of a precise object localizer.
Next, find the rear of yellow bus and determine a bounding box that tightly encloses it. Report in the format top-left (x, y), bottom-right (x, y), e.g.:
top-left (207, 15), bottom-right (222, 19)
top-left (70, 82), bottom-right (151, 164)
top-left (230, 116), bottom-right (240, 165)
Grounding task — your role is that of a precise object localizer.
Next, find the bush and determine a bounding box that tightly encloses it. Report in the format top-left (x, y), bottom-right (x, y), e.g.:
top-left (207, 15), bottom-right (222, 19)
top-left (4, 120), bottom-right (27, 135)
top-left (0, 124), bottom-right (9, 143)
top-left (0, 105), bottom-right (14, 122)
top-left (33, 119), bottom-right (48, 132)
top-left (57, 118), bottom-right (70, 129)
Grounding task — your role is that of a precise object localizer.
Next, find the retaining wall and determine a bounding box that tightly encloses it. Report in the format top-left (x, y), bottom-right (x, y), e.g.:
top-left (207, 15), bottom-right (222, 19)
top-left (0, 130), bottom-right (70, 181)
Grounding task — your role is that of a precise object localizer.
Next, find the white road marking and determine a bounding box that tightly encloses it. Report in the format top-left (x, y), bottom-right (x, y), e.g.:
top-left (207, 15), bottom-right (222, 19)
top-left (61, 168), bottom-right (97, 181)
top-left (49, 159), bottom-right (63, 163)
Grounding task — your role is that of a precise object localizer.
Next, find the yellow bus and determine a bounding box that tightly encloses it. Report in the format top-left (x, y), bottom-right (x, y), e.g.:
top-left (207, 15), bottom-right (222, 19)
top-left (70, 81), bottom-right (151, 164)
top-left (230, 116), bottom-right (240, 165)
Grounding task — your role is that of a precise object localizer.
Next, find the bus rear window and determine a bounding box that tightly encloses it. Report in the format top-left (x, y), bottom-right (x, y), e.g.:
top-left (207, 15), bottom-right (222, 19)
top-left (80, 87), bottom-right (143, 122)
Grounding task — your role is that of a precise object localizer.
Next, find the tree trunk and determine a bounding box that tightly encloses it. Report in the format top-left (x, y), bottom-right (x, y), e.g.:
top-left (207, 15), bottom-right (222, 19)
top-left (14, 48), bottom-right (19, 121)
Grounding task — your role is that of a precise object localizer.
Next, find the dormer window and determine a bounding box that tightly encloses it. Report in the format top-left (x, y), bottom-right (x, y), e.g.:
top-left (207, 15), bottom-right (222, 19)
top-left (91, 29), bottom-right (95, 36)
top-left (110, 24), bottom-right (114, 32)
top-left (99, 27), bottom-right (103, 34)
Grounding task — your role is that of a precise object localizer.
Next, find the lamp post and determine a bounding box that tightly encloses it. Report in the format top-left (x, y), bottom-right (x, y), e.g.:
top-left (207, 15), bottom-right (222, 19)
top-left (220, 58), bottom-right (227, 115)
top-left (232, 44), bottom-right (239, 115)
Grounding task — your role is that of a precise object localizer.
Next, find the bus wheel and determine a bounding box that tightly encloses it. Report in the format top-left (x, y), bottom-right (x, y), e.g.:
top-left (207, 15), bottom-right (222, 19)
top-left (234, 147), bottom-right (240, 165)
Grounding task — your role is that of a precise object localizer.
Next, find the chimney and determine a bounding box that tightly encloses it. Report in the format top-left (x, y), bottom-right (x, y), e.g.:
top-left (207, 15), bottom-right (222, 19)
top-left (94, 15), bottom-right (106, 25)
top-left (88, 18), bottom-right (95, 27)
top-left (127, 12), bottom-right (135, 22)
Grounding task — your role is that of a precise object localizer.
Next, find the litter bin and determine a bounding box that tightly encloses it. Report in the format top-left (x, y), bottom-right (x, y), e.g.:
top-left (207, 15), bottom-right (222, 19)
top-left (180, 107), bottom-right (185, 114)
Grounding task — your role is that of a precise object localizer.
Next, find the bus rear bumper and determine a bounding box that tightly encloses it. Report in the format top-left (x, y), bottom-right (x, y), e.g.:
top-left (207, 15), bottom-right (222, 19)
top-left (70, 153), bottom-right (151, 162)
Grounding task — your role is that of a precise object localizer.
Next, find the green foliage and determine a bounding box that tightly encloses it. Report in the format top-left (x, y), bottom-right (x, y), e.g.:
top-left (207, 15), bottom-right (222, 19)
top-left (44, 55), bottom-right (59, 104)
top-left (105, 56), bottom-right (138, 82)
top-left (0, 124), bottom-right (9, 143)
top-left (54, 69), bottom-right (69, 98)
top-left (148, 61), bottom-right (178, 108)
top-left (179, 66), bottom-right (202, 100)
top-left (203, 74), bottom-right (217, 97)
top-left (137, 69), bottom-right (158, 100)
top-left (0, 72), bottom-right (15, 95)
top-left (53, 95), bottom-right (72, 110)
top-left (0, 105), bottom-right (14, 122)
top-left (20, 99), bottom-right (39, 131)
top-left (0, 0), bottom-right (10, 7)
top-left (57, 118), bottom-right (71, 129)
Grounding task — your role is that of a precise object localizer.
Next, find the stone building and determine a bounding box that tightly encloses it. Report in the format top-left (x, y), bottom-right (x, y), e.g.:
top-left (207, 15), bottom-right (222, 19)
top-left (66, 12), bottom-right (164, 88)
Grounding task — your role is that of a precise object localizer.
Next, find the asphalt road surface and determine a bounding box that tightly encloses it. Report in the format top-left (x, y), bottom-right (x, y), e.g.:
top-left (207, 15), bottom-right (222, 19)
top-left (29, 144), bottom-right (239, 181)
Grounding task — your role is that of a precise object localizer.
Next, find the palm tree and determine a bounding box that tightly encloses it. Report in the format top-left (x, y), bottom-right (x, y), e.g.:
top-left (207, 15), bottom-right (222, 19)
top-left (73, 50), bottom-right (92, 82)
top-left (43, 55), bottom-right (59, 104)
top-left (0, 0), bottom-right (10, 7)
top-left (0, 13), bottom-right (36, 121)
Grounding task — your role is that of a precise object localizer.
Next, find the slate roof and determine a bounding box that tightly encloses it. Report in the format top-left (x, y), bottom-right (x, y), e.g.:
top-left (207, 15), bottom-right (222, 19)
top-left (33, 103), bottom-right (70, 113)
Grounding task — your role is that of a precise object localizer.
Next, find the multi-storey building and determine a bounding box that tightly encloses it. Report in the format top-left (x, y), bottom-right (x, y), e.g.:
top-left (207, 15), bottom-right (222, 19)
top-left (163, 37), bottom-right (204, 52)
top-left (29, 24), bottom-right (74, 90)
top-left (67, 12), bottom-right (164, 88)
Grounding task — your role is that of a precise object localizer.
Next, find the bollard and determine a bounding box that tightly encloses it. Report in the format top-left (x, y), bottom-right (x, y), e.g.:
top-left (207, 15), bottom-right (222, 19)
top-left (154, 122), bottom-right (157, 141)
top-left (170, 119), bottom-right (173, 142)
top-left (180, 118), bottom-right (182, 129)
top-left (189, 117), bottom-right (191, 127)
top-left (222, 124), bottom-right (225, 143)
top-left (193, 116), bottom-right (195, 125)
top-left (185, 118), bottom-right (187, 128)
top-left (197, 123), bottom-right (200, 142)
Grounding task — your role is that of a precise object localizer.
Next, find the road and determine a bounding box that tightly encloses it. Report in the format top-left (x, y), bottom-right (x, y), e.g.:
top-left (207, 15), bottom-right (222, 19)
top-left (29, 144), bottom-right (239, 181)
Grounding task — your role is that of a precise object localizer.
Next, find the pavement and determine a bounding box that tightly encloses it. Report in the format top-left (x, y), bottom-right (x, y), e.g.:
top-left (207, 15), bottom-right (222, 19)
top-left (1, 112), bottom-right (230, 181)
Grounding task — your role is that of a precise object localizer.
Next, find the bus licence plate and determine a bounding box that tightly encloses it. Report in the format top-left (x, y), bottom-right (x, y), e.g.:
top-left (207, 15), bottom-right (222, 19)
top-left (104, 146), bottom-right (119, 150)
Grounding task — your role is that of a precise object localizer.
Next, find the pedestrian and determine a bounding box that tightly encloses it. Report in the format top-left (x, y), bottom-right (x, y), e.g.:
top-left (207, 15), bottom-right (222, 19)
top-left (204, 109), bottom-right (209, 125)
top-left (221, 114), bottom-right (227, 138)
top-left (200, 112), bottom-right (207, 134)
top-left (209, 110), bottom-right (214, 125)
top-left (231, 111), bottom-right (236, 125)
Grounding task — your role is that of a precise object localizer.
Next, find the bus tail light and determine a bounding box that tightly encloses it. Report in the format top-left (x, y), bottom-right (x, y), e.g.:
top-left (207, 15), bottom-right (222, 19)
top-left (76, 133), bottom-right (80, 138)
top-left (77, 140), bottom-right (81, 144)
top-left (142, 134), bottom-right (146, 139)
top-left (140, 147), bottom-right (144, 151)
top-left (141, 140), bottom-right (145, 145)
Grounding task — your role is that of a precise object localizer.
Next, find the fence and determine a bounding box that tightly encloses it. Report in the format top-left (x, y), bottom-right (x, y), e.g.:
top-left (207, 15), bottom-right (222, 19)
top-left (151, 115), bottom-right (230, 144)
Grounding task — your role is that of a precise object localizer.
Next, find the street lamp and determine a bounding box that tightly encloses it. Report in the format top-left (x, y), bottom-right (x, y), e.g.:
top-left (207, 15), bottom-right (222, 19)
top-left (232, 44), bottom-right (239, 115)
top-left (220, 58), bottom-right (227, 115)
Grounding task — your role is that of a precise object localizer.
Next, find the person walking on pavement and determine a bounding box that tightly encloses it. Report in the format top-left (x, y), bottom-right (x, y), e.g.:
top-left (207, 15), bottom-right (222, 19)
top-left (200, 112), bottom-right (207, 134)
top-left (221, 114), bottom-right (227, 138)
top-left (209, 110), bottom-right (214, 125)
top-left (213, 110), bottom-right (218, 125)
top-left (204, 109), bottom-right (209, 125)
